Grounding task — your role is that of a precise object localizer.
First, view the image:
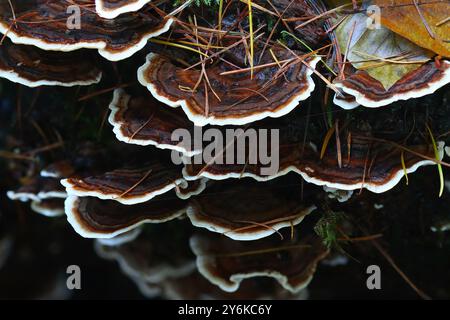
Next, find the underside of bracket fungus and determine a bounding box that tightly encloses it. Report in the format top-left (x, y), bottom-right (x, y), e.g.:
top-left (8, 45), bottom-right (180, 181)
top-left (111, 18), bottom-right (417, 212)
top-left (190, 232), bottom-right (329, 293)
top-left (138, 49), bottom-right (319, 126)
top-left (187, 177), bottom-right (316, 241)
top-left (333, 11), bottom-right (450, 109)
top-left (184, 136), bottom-right (445, 193)
top-left (108, 89), bottom-right (201, 156)
top-left (0, 0), bottom-right (173, 61)
top-left (65, 193), bottom-right (187, 238)
top-left (61, 160), bottom-right (187, 205)
top-left (0, 39), bottom-right (102, 87)
top-left (95, 0), bottom-right (153, 19)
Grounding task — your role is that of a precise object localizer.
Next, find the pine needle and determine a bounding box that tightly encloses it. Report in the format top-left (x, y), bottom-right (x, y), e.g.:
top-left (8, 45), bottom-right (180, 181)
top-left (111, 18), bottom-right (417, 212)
top-left (247, 0), bottom-right (254, 79)
top-left (401, 151), bottom-right (409, 186)
top-left (281, 31), bottom-right (336, 76)
top-left (320, 124), bottom-right (336, 159)
top-left (149, 38), bottom-right (209, 57)
top-left (426, 124), bottom-right (444, 197)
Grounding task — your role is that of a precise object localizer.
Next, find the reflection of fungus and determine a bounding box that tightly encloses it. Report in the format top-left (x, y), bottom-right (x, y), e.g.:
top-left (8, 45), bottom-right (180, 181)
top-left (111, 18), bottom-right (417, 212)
top-left (138, 52), bottom-right (320, 126)
top-left (108, 89), bottom-right (202, 156)
top-left (94, 222), bottom-right (196, 283)
top-left (65, 193), bottom-right (187, 238)
top-left (334, 61), bottom-right (450, 109)
top-left (0, 39), bottom-right (102, 87)
top-left (187, 177), bottom-right (316, 241)
top-left (0, 0), bottom-right (173, 61)
top-left (190, 232), bottom-right (329, 293)
top-left (162, 272), bottom-right (309, 300)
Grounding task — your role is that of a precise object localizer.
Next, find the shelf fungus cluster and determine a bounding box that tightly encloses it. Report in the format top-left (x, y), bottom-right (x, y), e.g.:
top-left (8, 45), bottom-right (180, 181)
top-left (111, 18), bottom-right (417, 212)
top-left (2, 0), bottom-right (449, 299)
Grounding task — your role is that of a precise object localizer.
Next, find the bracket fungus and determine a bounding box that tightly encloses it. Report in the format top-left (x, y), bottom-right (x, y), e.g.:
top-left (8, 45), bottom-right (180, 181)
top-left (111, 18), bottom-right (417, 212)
top-left (183, 136), bottom-right (445, 193)
top-left (0, 0), bottom-right (173, 61)
top-left (186, 177), bottom-right (316, 241)
top-left (190, 232), bottom-right (329, 293)
top-left (1, 0), bottom-right (450, 300)
top-left (61, 161), bottom-right (187, 205)
top-left (108, 89), bottom-right (202, 156)
top-left (7, 176), bottom-right (66, 203)
top-left (138, 52), bottom-right (319, 126)
top-left (334, 61), bottom-right (450, 109)
top-left (65, 193), bottom-right (187, 239)
top-left (0, 39), bottom-right (102, 87)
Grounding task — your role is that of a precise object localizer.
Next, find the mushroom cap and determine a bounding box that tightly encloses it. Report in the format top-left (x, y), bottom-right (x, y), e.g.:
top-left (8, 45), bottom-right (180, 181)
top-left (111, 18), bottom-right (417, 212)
top-left (187, 177), bottom-right (316, 241)
top-left (0, 39), bottom-right (102, 87)
top-left (95, 0), bottom-right (153, 19)
top-left (138, 52), bottom-right (320, 126)
top-left (108, 89), bottom-right (202, 156)
top-left (190, 231), bottom-right (329, 293)
top-left (65, 192), bottom-right (187, 239)
top-left (0, 0), bottom-right (173, 61)
top-left (333, 60), bottom-right (450, 109)
top-left (61, 160), bottom-right (187, 205)
top-left (183, 137), bottom-right (445, 193)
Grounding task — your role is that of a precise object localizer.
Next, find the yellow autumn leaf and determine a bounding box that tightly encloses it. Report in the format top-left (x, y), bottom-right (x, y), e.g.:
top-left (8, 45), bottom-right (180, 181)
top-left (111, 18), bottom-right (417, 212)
top-left (374, 0), bottom-right (450, 57)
